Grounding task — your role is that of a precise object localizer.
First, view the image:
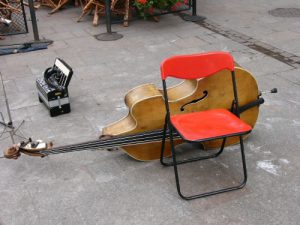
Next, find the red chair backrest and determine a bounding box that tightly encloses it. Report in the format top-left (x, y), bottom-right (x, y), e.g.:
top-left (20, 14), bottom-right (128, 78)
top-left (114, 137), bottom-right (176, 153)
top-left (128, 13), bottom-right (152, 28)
top-left (160, 52), bottom-right (235, 80)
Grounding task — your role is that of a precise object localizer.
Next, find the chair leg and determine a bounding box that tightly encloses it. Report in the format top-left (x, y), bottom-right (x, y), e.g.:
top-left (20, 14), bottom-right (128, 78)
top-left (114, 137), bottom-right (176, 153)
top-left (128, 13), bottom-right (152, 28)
top-left (238, 136), bottom-right (248, 187)
top-left (160, 115), bottom-right (169, 166)
top-left (167, 122), bottom-right (185, 199)
top-left (123, 0), bottom-right (130, 27)
top-left (170, 135), bottom-right (248, 200)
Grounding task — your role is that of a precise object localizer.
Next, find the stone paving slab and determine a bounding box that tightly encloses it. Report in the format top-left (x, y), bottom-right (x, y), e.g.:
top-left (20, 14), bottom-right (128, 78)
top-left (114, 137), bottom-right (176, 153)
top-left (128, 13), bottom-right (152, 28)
top-left (0, 0), bottom-right (300, 224)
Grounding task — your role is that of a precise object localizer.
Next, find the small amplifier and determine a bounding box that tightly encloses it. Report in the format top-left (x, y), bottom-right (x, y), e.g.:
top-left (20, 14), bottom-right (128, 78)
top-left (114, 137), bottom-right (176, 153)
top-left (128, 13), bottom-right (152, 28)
top-left (36, 58), bottom-right (73, 117)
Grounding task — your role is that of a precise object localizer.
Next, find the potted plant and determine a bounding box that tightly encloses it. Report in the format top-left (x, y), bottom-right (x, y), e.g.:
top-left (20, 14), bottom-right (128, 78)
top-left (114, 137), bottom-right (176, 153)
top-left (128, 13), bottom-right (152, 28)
top-left (134, 0), bottom-right (188, 18)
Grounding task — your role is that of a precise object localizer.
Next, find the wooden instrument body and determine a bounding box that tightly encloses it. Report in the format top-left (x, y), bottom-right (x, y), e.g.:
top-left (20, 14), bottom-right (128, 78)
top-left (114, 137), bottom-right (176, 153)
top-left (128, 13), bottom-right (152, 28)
top-left (102, 67), bottom-right (259, 161)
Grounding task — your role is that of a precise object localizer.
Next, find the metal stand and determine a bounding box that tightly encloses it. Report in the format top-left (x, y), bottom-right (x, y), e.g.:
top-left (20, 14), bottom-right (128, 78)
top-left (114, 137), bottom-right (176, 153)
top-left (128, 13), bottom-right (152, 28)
top-left (182, 0), bottom-right (206, 22)
top-left (0, 72), bottom-right (26, 144)
top-left (94, 0), bottom-right (123, 41)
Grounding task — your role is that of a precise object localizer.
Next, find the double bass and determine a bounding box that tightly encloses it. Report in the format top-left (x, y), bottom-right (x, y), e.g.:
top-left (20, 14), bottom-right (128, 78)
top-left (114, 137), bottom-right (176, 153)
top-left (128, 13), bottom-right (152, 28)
top-left (4, 67), bottom-right (268, 161)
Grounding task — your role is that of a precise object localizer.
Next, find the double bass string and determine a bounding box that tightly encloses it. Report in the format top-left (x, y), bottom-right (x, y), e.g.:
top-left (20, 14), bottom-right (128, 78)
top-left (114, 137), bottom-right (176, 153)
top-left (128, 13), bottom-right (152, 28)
top-left (39, 129), bottom-right (179, 156)
top-left (42, 130), bottom-right (165, 155)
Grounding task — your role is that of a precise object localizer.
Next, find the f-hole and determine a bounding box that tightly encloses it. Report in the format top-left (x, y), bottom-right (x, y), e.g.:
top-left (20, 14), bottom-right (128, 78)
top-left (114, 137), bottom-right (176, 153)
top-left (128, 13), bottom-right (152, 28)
top-left (180, 90), bottom-right (208, 111)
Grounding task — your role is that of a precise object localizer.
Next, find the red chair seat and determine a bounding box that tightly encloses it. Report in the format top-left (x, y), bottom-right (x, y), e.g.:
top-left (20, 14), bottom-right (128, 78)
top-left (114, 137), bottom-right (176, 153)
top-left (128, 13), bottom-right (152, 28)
top-left (170, 109), bottom-right (252, 141)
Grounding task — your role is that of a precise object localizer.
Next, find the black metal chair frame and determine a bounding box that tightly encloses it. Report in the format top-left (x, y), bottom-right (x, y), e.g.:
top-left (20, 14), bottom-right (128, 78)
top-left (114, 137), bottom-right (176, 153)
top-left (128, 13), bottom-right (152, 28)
top-left (160, 70), bottom-right (251, 200)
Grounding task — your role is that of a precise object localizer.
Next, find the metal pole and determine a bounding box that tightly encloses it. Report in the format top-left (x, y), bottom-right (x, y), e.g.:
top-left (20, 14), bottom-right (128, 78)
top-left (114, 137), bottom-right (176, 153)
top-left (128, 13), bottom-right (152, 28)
top-left (27, 0), bottom-right (40, 41)
top-left (182, 0), bottom-right (206, 22)
top-left (105, 0), bottom-right (112, 34)
top-left (192, 0), bottom-right (197, 16)
top-left (94, 0), bottom-right (123, 41)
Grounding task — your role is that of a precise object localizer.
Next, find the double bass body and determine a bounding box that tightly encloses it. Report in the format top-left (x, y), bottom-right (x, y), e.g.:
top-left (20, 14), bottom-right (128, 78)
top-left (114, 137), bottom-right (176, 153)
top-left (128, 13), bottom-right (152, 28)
top-left (102, 67), bottom-right (260, 161)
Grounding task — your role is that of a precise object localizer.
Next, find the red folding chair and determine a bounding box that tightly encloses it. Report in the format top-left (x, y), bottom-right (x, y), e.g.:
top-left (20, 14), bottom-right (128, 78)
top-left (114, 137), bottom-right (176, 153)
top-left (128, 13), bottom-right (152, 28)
top-left (160, 52), bottom-right (252, 200)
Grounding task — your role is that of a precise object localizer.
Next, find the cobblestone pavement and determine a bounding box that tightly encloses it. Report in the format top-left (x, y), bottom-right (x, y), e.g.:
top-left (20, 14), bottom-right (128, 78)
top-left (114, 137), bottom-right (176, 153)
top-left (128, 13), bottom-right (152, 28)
top-left (0, 0), bottom-right (300, 224)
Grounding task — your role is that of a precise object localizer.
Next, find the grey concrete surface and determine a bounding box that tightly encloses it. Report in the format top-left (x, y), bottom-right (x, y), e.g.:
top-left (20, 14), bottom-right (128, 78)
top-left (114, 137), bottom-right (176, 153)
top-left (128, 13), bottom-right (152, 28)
top-left (0, 0), bottom-right (300, 224)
